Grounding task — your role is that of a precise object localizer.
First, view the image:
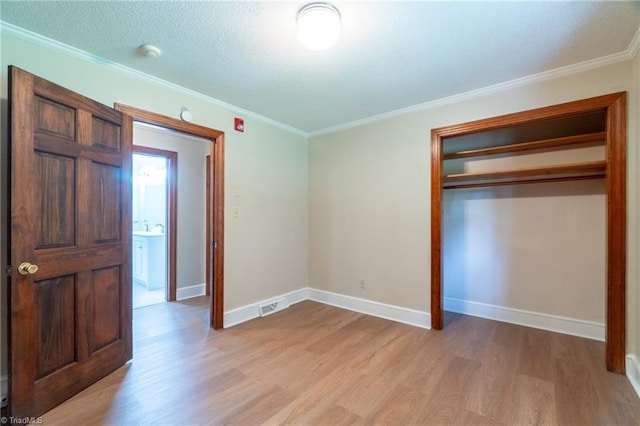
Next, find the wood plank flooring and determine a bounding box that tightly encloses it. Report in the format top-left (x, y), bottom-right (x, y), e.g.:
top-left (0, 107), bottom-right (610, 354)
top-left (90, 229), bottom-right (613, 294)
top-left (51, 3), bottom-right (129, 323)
top-left (40, 297), bottom-right (640, 425)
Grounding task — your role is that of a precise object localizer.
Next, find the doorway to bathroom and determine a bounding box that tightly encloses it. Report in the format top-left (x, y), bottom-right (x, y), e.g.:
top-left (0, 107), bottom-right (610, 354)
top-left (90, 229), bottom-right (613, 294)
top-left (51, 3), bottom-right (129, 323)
top-left (132, 148), bottom-right (176, 309)
top-left (116, 103), bottom-right (225, 329)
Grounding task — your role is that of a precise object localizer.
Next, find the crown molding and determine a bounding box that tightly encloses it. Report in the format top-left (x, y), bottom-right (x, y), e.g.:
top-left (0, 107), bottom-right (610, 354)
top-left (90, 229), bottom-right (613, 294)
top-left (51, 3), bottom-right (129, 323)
top-left (309, 35), bottom-right (639, 138)
top-left (0, 21), bottom-right (308, 138)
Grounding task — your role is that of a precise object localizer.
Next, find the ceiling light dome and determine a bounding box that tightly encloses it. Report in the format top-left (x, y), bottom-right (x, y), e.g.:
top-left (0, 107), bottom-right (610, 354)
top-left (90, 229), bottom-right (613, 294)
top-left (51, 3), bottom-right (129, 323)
top-left (297, 3), bottom-right (341, 51)
top-left (139, 43), bottom-right (162, 58)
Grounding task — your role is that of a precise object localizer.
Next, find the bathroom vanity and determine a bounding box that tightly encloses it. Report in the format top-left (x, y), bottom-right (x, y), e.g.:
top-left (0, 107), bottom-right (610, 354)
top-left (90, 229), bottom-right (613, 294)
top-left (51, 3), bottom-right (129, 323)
top-left (132, 231), bottom-right (166, 290)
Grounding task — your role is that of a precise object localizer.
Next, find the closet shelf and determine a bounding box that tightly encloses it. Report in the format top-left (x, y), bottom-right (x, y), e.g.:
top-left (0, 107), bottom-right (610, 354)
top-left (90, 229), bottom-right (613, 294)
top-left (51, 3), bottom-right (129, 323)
top-left (443, 131), bottom-right (606, 160)
top-left (443, 160), bottom-right (606, 189)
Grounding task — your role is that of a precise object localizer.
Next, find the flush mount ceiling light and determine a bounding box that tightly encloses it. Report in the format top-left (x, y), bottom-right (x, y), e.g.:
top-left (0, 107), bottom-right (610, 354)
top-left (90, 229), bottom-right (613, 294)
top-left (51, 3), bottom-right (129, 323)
top-left (297, 3), bottom-right (341, 51)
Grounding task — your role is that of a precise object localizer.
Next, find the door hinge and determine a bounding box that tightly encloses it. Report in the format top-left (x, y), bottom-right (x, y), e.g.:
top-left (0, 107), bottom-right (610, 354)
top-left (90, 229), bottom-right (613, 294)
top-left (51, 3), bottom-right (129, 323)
top-left (213, 242), bottom-right (217, 249)
top-left (5, 266), bottom-right (12, 276)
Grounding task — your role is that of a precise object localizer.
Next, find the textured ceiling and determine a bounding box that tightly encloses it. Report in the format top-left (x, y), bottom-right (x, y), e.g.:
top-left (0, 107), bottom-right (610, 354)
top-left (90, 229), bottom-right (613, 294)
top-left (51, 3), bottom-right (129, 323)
top-left (1, 1), bottom-right (639, 133)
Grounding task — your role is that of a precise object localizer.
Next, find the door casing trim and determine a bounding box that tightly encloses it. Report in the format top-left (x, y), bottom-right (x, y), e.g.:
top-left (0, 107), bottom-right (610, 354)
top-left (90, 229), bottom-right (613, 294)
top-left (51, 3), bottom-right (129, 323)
top-left (115, 104), bottom-right (225, 329)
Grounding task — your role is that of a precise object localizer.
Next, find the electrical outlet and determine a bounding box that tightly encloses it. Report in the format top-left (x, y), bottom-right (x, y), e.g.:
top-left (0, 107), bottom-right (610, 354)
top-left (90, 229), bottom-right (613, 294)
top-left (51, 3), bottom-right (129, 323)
top-left (359, 279), bottom-right (365, 289)
top-left (233, 207), bottom-right (240, 218)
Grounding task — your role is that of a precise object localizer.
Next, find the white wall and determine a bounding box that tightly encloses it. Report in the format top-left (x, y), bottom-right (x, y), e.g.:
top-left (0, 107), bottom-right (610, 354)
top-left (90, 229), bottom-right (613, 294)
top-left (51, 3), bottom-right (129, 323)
top-left (134, 124), bottom-right (209, 290)
top-left (443, 180), bottom-right (605, 323)
top-left (309, 60), bottom-right (635, 341)
top-left (0, 29), bottom-right (309, 377)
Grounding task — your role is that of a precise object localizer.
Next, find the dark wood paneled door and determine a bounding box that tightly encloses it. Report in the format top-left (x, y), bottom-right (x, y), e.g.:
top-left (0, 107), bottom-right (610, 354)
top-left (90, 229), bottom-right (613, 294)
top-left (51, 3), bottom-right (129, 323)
top-left (8, 66), bottom-right (132, 416)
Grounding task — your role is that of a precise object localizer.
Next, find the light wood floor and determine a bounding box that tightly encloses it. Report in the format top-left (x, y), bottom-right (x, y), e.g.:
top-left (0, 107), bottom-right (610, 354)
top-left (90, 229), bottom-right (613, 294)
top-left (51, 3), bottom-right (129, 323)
top-left (41, 297), bottom-right (640, 425)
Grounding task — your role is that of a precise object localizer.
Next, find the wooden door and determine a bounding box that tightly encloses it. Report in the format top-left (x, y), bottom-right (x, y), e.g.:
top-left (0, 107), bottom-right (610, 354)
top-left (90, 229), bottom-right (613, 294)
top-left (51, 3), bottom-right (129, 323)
top-left (8, 66), bottom-right (132, 416)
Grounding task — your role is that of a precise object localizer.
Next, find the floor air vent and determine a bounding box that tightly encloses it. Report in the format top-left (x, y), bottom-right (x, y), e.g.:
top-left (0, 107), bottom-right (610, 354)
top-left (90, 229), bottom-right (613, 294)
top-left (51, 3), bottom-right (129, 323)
top-left (258, 297), bottom-right (290, 317)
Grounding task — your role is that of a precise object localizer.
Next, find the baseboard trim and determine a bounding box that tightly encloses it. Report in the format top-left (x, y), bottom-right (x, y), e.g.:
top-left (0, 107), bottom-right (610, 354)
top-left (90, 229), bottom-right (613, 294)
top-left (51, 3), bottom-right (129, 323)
top-left (444, 297), bottom-right (605, 341)
top-left (221, 288), bottom-right (604, 339)
top-left (627, 355), bottom-right (640, 399)
top-left (176, 283), bottom-right (206, 300)
top-left (223, 288), bottom-right (431, 329)
top-left (307, 288), bottom-right (431, 329)
top-left (224, 288), bottom-right (309, 328)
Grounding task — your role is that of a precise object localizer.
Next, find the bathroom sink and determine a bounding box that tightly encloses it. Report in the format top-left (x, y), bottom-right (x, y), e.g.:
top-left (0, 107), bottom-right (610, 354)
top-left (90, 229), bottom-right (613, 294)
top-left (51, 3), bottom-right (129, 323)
top-left (132, 231), bottom-right (164, 237)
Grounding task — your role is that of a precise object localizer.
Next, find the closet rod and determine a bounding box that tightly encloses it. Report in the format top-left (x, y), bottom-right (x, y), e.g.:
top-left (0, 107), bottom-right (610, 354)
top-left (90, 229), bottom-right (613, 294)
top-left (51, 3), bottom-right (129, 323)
top-left (443, 174), bottom-right (603, 190)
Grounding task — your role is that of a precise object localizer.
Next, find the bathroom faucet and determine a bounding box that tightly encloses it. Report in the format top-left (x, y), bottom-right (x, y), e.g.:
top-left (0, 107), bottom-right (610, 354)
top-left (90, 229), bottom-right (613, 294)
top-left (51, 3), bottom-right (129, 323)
top-left (154, 224), bottom-right (165, 233)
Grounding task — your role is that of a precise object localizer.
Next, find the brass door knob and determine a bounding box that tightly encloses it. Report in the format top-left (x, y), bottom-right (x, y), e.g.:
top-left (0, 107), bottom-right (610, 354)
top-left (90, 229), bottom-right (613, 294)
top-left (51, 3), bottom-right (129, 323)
top-left (18, 262), bottom-right (39, 276)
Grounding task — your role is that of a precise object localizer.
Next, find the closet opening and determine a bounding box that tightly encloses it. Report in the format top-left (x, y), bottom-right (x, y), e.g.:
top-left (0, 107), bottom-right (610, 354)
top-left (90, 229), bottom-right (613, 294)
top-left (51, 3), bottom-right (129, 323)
top-left (430, 92), bottom-right (626, 373)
